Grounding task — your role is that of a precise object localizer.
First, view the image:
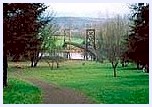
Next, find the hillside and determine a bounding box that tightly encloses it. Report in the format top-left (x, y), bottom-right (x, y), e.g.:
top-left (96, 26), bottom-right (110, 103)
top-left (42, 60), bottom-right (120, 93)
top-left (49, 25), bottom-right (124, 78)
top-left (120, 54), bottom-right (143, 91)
top-left (53, 17), bottom-right (106, 30)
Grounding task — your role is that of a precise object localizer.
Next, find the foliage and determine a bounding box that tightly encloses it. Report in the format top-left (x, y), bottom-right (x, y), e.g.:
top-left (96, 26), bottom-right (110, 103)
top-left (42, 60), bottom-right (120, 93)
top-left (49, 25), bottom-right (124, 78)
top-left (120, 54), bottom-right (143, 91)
top-left (3, 3), bottom-right (48, 60)
top-left (3, 3), bottom-right (50, 86)
top-left (3, 78), bottom-right (42, 104)
top-left (126, 3), bottom-right (149, 71)
top-left (8, 61), bottom-right (149, 104)
top-left (39, 20), bottom-right (59, 51)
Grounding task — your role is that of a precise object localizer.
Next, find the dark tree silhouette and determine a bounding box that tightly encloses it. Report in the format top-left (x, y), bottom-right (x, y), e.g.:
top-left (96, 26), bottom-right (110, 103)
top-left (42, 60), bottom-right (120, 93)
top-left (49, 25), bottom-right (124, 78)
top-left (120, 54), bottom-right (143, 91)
top-left (126, 3), bottom-right (149, 72)
top-left (3, 3), bottom-right (49, 87)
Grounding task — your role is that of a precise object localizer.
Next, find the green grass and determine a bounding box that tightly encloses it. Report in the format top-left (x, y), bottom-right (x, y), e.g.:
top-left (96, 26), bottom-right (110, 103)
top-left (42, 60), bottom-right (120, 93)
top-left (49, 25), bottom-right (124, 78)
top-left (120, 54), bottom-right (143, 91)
top-left (55, 36), bottom-right (84, 46)
top-left (7, 60), bottom-right (149, 104)
top-left (3, 78), bottom-right (42, 104)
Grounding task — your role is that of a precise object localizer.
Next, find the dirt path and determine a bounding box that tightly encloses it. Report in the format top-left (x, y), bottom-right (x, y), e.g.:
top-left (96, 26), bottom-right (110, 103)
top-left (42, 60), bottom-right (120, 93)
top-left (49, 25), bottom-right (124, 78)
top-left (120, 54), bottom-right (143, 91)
top-left (25, 78), bottom-right (93, 104)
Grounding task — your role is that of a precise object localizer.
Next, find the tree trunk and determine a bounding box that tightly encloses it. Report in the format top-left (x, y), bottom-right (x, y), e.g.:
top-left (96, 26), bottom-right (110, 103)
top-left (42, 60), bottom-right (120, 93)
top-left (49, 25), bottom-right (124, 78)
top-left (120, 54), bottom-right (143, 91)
top-left (12, 54), bottom-right (20, 62)
top-left (3, 52), bottom-right (8, 87)
top-left (137, 62), bottom-right (140, 69)
top-left (121, 61), bottom-right (124, 67)
top-left (57, 62), bottom-right (59, 68)
top-left (122, 63), bottom-right (124, 67)
top-left (33, 62), bottom-right (38, 67)
top-left (31, 51), bottom-right (42, 67)
top-left (113, 67), bottom-right (116, 77)
top-left (33, 52), bottom-right (43, 67)
top-left (31, 54), bottom-right (37, 67)
top-left (51, 62), bottom-right (54, 70)
top-left (31, 56), bottom-right (34, 67)
top-left (93, 54), bottom-right (96, 61)
top-left (111, 61), bottom-right (118, 77)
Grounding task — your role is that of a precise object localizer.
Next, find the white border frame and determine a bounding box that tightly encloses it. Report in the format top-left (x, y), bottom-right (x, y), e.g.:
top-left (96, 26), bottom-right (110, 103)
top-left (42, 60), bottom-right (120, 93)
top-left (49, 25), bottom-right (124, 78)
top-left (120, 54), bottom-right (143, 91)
top-left (0, 0), bottom-right (151, 107)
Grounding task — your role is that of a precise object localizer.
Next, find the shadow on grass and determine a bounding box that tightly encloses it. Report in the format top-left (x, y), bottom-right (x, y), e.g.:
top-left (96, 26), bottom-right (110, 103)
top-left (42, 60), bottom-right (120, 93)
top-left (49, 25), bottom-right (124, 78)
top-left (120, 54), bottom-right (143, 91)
top-left (118, 67), bottom-right (138, 71)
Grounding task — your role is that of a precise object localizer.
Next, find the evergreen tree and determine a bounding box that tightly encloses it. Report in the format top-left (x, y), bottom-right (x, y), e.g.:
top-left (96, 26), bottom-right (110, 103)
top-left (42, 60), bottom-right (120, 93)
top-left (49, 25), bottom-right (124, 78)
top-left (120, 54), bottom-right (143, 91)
top-left (126, 3), bottom-right (149, 72)
top-left (3, 3), bottom-right (49, 87)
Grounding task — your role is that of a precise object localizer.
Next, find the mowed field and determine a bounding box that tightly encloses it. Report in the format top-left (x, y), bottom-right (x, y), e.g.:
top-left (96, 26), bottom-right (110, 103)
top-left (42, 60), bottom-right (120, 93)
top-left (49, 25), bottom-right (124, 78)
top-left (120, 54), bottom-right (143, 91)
top-left (4, 60), bottom-right (149, 104)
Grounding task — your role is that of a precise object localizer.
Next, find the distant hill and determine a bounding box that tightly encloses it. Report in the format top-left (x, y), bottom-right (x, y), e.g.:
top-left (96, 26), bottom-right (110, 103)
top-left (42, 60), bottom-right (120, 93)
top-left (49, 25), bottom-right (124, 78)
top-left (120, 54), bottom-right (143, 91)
top-left (53, 17), bottom-right (106, 30)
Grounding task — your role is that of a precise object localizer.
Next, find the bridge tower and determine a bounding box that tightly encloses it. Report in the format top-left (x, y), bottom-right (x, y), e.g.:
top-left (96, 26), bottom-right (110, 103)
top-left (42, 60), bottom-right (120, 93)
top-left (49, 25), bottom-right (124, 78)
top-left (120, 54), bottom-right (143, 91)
top-left (85, 29), bottom-right (96, 60)
top-left (63, 29), bottom-right (71, 59)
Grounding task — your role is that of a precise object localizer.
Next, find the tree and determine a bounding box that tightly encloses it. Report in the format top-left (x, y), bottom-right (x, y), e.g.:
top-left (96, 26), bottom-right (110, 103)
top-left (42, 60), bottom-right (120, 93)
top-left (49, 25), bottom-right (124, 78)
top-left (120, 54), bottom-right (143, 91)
top-left (3, 3), bottom-right (49, 86)
top-left (29, 13), bottom-right (55, 67)
top-left (98, 15), bottom-right (129, 77)
top-left (36, 22), bottom-right (65, 69)
top-left (126, 3), bottom-right (149, 72)
top-left (39, 20), bottom-right (58, 52)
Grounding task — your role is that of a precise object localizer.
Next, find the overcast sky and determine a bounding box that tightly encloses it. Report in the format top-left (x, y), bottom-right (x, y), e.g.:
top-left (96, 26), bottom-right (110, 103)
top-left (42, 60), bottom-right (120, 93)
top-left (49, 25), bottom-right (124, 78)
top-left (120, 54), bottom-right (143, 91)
top-left (46, 3), bottom-right (130, 18)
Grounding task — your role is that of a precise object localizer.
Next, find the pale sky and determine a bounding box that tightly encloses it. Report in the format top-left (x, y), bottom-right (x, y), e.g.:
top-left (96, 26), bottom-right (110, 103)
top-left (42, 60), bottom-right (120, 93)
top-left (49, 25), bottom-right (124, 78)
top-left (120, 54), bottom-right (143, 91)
top-left (46, 3), bottom-right (130, 18)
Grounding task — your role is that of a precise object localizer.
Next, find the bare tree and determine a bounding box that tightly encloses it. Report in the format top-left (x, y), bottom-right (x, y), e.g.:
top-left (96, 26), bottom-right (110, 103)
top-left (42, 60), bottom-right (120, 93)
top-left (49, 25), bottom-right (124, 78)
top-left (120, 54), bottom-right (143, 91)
top-left (98, 15), bottom-right (129, 77)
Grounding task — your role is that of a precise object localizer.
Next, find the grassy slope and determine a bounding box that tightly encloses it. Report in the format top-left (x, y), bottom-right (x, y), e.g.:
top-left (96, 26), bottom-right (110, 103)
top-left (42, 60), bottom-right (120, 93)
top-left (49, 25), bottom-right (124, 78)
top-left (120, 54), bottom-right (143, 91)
top-left (7, 61), bottom-right (149, 104)
top-left (3, 78), bottom-right (42, 104)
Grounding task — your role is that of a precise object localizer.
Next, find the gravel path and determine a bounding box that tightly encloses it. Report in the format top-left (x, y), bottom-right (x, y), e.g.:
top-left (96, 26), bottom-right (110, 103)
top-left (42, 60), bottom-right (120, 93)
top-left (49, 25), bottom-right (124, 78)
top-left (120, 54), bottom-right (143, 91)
top-left (25, 78), bottom-right (93, 104)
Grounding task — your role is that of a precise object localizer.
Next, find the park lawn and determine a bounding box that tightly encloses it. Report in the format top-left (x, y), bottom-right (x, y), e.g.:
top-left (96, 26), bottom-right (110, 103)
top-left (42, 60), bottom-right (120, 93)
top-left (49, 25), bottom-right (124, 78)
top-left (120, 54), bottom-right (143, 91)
top-left (55, 36), bottom-right (84, 46)
top-left (3, 78), bottom-right (42, 104)
top-left (7, 60), bottom-right (149, 104)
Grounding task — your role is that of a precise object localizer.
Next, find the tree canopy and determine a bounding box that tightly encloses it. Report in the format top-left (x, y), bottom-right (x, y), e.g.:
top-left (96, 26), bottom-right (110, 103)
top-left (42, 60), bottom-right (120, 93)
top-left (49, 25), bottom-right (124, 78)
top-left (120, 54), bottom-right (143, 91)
top-left (126, 3), bottom-right (149, 71)
top-left (3, 3), bottom-right (50, 86)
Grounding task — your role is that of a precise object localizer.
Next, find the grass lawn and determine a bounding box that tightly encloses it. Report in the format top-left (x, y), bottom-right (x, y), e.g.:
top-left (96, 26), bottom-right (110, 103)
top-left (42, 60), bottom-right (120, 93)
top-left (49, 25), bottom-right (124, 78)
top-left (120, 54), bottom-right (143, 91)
top-left (56, 36), bottom-right (84, 46)
top-left (6, 60), bottom-right (149, 104)
top-left (3, 78), bottom-right (42, 104)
